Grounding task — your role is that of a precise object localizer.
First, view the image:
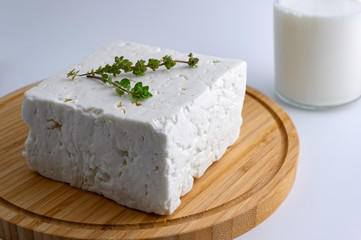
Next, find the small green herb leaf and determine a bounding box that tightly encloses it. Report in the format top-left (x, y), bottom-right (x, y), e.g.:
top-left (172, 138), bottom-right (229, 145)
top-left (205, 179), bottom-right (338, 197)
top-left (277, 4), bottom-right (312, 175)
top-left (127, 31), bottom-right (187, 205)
top-left (120, 59), bottom-right (133, 73)
top-left (120, 78), bottom-right (131, 90)
top-left (67, 69), bottom-right (80, 80)
top-left (187, 53), bottom-right (199, 67)
top-left (148, 58), bottom-right (161, 71)
top-left (115, 56), bottom-right (124, 64)
top-left (132, 60), bottom-right (147, 76)
top-left (115, 88), bottom-right (124, 96)
top-left (163, 55), bottom-right (176, 69)
top-left (131, 82), bottom-right (152, 100)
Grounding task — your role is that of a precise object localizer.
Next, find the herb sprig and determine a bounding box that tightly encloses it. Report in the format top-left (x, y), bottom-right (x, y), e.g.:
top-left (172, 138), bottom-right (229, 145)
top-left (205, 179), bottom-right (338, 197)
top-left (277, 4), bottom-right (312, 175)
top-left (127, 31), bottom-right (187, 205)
top-left (67, 53), bottom-right (199, 100)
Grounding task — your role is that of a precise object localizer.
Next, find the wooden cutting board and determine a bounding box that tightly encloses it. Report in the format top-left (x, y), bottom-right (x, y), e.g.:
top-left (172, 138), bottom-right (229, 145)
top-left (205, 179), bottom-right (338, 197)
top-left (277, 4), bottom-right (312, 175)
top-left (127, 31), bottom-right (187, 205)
top-left (0, 84), bottom-right (299, 240)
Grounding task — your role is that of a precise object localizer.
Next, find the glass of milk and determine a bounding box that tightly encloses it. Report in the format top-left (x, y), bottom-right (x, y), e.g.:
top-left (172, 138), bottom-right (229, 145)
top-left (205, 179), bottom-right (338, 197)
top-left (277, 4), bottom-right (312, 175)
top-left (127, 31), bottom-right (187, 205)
top-left (274, 0), bottom-right (361, 109)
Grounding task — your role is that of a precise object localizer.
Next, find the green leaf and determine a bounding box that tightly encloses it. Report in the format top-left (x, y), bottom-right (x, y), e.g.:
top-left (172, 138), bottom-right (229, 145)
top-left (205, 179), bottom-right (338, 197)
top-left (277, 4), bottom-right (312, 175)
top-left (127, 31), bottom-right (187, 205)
top-left (131, 93), bottom-right (141, 99)
top-left (96, 66), bottom-right (103, 74)
top-left (187, 53), bottom-right (199, 67)
top-left (163, 55), bottom-right (176, 69)
top-left (66, 69), bottom-right (74, 78)
top-left (132, 60), bottom-right (147, 76)
top-left (115, 88), bottom-right (124, 96)
top-left (120, 59), bottom-right (133, 72)
top-left (133, 82), bottom-right (143, 90)
top-left (120, 78), bottom-right (131, 89)
top-left (148, 58), bottom-right (161, 71)
top-left (144, 91), bottom-right (153, 99)
top-left (130, 82), bottom-right (153, 99)
top-left (115, 56), bottom-right (124, 64)
top-left (108, 77), bottom-right (112, 85)
top-left (102, 74), bottom-right (108, 79)
top-left (67, 69), bottom-right (79, 80)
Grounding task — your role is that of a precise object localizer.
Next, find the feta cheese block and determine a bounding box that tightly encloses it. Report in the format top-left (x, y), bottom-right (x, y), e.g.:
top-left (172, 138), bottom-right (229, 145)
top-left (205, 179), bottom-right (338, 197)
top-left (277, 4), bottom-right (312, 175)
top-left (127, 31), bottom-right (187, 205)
top-left (22, 41), bottom-right (247, 215)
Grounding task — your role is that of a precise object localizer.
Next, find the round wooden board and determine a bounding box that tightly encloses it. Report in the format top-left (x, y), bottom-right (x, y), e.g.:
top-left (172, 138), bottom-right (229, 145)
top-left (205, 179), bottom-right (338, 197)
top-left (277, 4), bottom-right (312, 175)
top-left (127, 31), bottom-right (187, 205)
top-left (0, 84), bottom-right (299, 240)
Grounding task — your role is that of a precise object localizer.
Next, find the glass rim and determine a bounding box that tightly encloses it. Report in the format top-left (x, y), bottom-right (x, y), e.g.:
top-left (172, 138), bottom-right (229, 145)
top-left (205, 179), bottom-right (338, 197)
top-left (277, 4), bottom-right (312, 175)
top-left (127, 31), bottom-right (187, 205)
top-left (274, 0), bottom-right (361, 18)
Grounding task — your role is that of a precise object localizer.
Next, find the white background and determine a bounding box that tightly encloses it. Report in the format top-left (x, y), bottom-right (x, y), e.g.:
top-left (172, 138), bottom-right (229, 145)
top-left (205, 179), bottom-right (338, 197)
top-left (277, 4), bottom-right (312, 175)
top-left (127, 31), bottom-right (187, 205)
top-left (1, 1), bottom-right (361, 239)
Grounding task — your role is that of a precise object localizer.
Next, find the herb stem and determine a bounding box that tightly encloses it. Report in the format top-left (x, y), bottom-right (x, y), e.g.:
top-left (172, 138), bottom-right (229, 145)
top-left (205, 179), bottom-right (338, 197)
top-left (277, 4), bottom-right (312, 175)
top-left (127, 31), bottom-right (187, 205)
top-left (78, 60), bottom-right (190, 77)
top-left (151, 60), bottom-right (189, 68)
top-left (67, 53), bottom-right (198, 100)
top-left (85, 74), bottom-right (137, 95)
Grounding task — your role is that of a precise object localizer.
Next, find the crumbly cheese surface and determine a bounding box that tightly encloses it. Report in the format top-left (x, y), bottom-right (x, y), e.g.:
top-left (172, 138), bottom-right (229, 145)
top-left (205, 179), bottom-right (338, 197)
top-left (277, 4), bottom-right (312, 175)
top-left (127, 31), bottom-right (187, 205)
top-left (22, 41), bottom-right (247, 215)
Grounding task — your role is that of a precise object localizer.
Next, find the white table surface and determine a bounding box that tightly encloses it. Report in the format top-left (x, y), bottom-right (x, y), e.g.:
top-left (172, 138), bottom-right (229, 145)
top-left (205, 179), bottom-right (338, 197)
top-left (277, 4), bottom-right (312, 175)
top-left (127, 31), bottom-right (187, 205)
top-left (1, 1), bottom-right (361, 239)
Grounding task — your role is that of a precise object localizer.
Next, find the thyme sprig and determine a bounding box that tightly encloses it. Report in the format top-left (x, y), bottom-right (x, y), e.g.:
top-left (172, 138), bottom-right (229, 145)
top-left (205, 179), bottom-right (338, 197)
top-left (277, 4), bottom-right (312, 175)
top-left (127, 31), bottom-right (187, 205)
top-left (67, 53), bottom-right (199, 100)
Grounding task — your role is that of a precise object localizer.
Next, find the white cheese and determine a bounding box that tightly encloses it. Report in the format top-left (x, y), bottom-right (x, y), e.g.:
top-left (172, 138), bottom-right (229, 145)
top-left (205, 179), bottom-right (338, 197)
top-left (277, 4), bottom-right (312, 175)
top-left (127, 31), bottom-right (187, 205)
top-left (22, 41), bottom-right (247, 215)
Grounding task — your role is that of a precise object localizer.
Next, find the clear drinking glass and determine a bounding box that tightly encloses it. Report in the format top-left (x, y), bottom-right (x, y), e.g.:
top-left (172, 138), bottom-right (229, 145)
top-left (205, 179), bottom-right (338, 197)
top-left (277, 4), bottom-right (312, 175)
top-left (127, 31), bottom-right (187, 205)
top-left (274, 0), bottom-right (361, 109)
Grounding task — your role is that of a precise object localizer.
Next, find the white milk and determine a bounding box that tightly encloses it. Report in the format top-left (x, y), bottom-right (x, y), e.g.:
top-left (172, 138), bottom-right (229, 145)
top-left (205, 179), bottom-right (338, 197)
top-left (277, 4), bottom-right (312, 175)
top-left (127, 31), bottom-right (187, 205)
top-left (274, 0), bottom-right (361, 108)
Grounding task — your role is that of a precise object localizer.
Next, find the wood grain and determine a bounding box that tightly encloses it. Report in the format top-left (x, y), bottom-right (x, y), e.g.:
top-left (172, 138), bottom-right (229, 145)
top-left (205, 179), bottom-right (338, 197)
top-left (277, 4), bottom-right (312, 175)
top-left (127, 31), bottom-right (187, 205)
top-left (0, 83), bottom-right (299, 240)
